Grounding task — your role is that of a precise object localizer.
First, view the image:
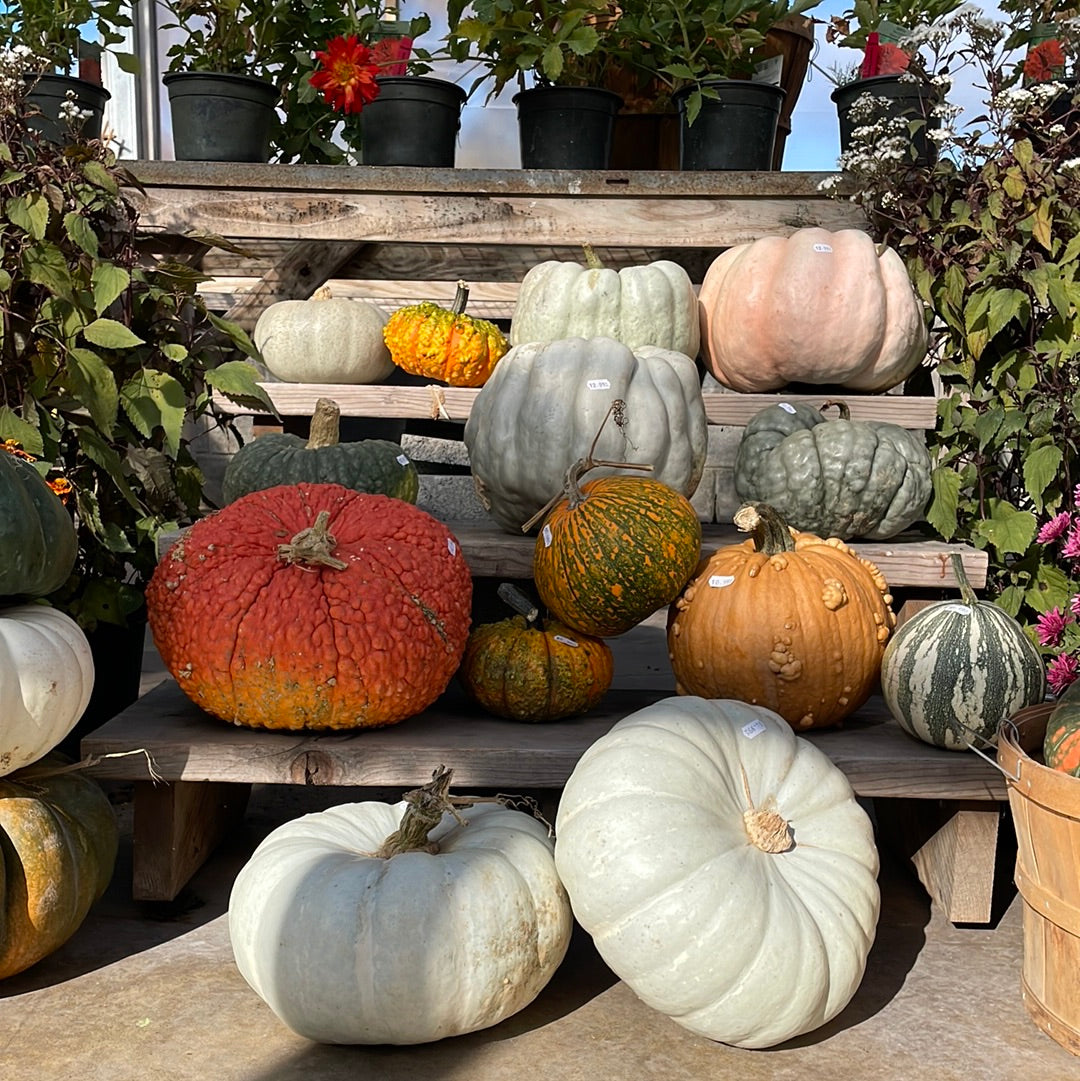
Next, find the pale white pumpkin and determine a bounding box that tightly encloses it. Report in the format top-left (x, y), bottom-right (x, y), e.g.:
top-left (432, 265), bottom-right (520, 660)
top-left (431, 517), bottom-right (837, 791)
top-left (0, 604), bottom-right (95, 776)
top-left (463, 336), bottom-right (708, 533)
top-left (228, 782), bottom-right (573, 1045)
top-left (510, 250), bottom-right (701, 359)
top-left (254, 286), bottom-right (394, 384)
top-left (554, 696), bottom-right (880, 1049)
top-left (698, 227), bottom-right (928, 393)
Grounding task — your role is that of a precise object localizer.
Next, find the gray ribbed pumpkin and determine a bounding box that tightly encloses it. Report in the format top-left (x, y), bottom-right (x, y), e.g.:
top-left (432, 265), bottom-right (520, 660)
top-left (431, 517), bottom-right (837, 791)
top-left (733, 400), bottom-right (932, 540)
top-left (880, 554), bottom-right (1046, 751)
top-left (463, 337), bottom-right (707, 534)
top-left (222, 398), bottom-right (419, 505)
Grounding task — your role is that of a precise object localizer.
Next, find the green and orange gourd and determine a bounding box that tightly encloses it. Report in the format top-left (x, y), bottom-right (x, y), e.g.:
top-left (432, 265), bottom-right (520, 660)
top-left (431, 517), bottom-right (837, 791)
top-left (1044, 679), bottom-right (1080, 775)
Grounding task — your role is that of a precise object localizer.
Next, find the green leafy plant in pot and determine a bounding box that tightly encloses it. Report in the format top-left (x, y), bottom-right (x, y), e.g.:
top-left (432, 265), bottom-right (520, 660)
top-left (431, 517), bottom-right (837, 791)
top-left (0, 53), bottom-right (275, 730)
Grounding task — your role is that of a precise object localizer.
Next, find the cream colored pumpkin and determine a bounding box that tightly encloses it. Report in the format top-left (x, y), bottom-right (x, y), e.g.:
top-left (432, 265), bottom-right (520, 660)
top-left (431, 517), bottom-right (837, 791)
top-left (254, 286), bottom-right (394, 384)
top-left (554, 695), bottom-right (881, 1049)
top-left (228, 780), bottom-right (573, 1044)
top-left (463, 336), bottom-right (708, 533)
top-left (0, 605), bottom-right (95, 777)
top-left (698, 227), bottom-right (928, 393)
top-left (510, 249), bottom-right (700, 359)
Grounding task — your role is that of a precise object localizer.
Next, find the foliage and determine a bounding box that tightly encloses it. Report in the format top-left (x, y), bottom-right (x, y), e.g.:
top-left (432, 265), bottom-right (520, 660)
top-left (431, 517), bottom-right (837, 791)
top-left (825, 0), bottom-right (968, 51)
top-left (824, 8), bottom-right (1080, 645)
top-left (0, 0), bottom-right (138, 75)
top-left (160, 0), bottom-right (286, 76)
top-left (0, 48), bottom-right (275, 630)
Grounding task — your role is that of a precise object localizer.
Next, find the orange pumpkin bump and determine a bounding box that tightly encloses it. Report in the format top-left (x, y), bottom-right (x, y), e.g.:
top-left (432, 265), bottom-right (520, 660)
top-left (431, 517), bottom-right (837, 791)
top-left (147, 483), bottom-right (473, 731)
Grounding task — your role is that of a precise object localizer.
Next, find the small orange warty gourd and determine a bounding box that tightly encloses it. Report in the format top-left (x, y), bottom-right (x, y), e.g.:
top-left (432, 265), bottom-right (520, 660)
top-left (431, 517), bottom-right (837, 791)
top-left (667, 502), bottom-right (896, 731)
top-left (383, 280), bottom-right (509, 387)
top-left (533, 467), bottom-right (702, 638)
top-left (147, 483), bottom-right (473, 731)
top-left (697, 227), bottom-right (928, 393)
top-left (460, 591), bottom-right (614, 722)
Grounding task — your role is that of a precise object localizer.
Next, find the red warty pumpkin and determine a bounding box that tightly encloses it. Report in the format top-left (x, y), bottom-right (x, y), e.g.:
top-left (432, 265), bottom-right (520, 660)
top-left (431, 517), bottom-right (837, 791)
top-left (147, 483), bottom-right (473, 731)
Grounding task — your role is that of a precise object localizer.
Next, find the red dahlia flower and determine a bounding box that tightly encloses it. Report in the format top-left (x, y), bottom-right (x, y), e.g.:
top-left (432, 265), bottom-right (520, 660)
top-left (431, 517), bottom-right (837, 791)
top-left (311, 35), bottom-right (381, 114)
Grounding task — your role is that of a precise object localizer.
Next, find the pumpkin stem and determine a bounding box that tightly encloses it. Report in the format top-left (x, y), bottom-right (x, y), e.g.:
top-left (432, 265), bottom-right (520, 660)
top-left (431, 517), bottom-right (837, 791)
top-left (498, 582), bottom-right (539, 625)
top-left (820, 399), bottom-right (851, 421)
top-left (312, 284), bottom-right (334, 301)
top-left (306, 398), bottom-right (342, 450)
top-left (950, 550), bottom-right (978, 605)
top-left (734, 502), bottom-right (796, 555)
top-left (739, 764), bottom-right (793, 854)
top-left (276, 509), bottom-right (348, 570)
top-left (582, 243), bottom-right (604, 270)
top-left (452, 280), bottom-right (471, 316)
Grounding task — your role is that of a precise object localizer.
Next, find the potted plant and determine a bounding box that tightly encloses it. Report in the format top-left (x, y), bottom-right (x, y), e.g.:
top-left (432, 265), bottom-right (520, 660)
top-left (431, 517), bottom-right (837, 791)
top-left (0, 50), bottom-right (275, 739)
top-left (599, 0), bottom-right (823, 169)
top-left (822, 0), bottom-right (968, 164)
top-left (445, 0), bottom-right (630, 168)
top-left (0, 0), bottom-right (138, 142)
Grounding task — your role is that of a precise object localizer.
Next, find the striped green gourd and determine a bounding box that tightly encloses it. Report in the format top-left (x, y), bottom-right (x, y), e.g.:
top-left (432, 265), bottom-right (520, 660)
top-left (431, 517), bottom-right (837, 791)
top-left (1044, 680), bottom-right (1080, 775)
top-left (880, 553), bottom-right (1046, 751)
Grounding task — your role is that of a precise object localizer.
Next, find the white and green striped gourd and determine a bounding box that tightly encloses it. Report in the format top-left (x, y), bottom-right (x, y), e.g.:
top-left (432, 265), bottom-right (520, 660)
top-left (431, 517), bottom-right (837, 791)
top-left (880, 553), bottom-right (1046, 751)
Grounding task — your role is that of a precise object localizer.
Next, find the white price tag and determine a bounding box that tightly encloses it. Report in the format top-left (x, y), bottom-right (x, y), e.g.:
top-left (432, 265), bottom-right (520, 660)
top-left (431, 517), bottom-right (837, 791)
top-left (586, 378), bottom-right (612, 391)
top-left (778, 402), bottom-right (797, 414)
top-left (552, 634), bottom-right (579, 647)
top-left (542, 524), bottom-right (553, 548)
top-left (813, 243), bottom-right (833, 253)
top-left (708, 574), bottom-right (735, 588)
top-left (447, 538), bottom-right (457, 556)
top-left (741, 719), bottom-right (767, 739)
top-left (942, 603), bottom-right (972, 615)
top-left (396, 454), bottom-right (410, 466)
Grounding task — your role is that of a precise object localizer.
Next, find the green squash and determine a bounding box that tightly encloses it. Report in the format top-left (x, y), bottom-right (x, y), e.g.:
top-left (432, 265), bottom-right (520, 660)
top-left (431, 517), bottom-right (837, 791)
top-left (0, 448), bottom-right (77, 598)
top-left (733, 400), bottom-right (932, 540)
top-left (1044, 680), bottom-right (1080, 776)
top-left (222, 397), bottom-right (419, 505)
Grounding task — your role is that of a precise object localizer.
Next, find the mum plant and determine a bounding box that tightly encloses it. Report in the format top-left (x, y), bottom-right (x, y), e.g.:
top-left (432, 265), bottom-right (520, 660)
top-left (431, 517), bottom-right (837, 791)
top-left (0, 46), bottom-right (273, 630)
top-left (1034, 489), bottom-right (1080, 692)
top-left (824, 5), bottom-right (1080, 654)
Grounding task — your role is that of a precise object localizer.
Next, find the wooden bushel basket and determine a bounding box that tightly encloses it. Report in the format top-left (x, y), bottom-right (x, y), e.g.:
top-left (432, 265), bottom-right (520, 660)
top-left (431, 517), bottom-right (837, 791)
top-left (998, 702), bottom-right (1080, 1056)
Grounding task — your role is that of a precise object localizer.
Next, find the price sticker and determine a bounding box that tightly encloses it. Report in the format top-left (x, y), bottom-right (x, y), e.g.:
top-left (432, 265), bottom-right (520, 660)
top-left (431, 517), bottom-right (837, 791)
top-left (553, 634), bottom-right (579, 647)
top-left (396, 454), bottom-right (410, 466)
top-left (741, 719), bottom-right (767, 739)
top-left (708, 574), bottom-right (735, 588)
top-left (542, 524), bottom-right (553, 547)
top-left (942, 603), bottom-right (972, 615)
top-left (586, 378), bottom-right (612, 391)
top-left (778, 402), bottom-right (797, 414)
top-left (447, 538), bottom-right (457, 556)
top-left (813, 243), bottom-right (833, 253)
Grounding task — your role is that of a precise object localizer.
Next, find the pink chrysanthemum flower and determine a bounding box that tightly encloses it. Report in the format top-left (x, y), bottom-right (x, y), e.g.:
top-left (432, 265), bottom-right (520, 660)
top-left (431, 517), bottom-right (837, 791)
top-left (1048, 652), bottom-right (1080, 695)
top-left (1038, 511), bottom-right (1074, 545)
top-left (1063, 522), bottom-right (1080, 560)
top-left (1037, 607), bottom-right (1071, 646)
top-left (1071, 593), bottom-right (1080, 619)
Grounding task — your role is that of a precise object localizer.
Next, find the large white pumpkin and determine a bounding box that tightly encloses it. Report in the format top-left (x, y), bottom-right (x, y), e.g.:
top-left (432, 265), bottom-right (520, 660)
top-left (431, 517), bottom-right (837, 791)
top-left (510, 252), bottom-right (701, 359)
top-left (229, 789), bottom-right (573, 1045)
top-left (463, 336), bottom-right (708, 533)
top-left (254, 286), bottom-right (394, 384)
top-left (0, 604), bottom-right (95, 776)
top-left (554, 696), bottom-right (880, 1049)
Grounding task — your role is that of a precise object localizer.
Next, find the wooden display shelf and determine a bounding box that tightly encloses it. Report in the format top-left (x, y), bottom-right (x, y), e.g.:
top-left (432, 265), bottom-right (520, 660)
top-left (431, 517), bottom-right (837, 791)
top-left (84, 679), bottom-right (1008, 921)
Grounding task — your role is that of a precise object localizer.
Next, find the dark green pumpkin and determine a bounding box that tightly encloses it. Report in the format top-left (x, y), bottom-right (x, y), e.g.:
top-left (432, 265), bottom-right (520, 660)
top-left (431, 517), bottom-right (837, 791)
top-left (1044, 680), bottom-right (1080, 776)
top-left (0, 449), bottom-right (77, 598)
top-left (733, 400), bottom-right (932, 540)
top-left (222, 397), bottom-right (419, 505)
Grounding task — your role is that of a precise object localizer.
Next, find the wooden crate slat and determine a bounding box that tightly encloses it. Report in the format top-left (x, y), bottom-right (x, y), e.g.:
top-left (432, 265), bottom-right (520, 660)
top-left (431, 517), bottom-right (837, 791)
top-left (82, 681), bottom-right (1007, 801)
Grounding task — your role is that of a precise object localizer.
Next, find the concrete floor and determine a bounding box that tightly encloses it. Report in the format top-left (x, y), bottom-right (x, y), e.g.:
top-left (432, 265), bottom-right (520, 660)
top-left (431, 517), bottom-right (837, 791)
top-left (2, 624), bottom-right (1079, 1080)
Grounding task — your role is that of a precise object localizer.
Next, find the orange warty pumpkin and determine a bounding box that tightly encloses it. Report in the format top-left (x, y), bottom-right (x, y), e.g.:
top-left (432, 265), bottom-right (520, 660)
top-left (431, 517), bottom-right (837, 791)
top-left (667, 502), bottom-right (896, 731)
top-left (147, 483), bottom-right (473, 731)
top-left (383, 281), bottom-right (509, 387)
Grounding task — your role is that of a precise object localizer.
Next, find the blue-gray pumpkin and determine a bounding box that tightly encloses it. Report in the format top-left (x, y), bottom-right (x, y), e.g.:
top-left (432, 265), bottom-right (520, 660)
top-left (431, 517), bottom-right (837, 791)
top-left (733, 400), bottom-right (932, 541)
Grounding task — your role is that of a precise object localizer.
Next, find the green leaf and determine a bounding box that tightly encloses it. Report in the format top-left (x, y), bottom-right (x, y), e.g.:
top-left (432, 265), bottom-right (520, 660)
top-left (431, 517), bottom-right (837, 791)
top-left (76, 428), bottom-right (142, 512)
top-left (973, 406), bottom-right (1003, 451)
top-left (80, 160), bottom-right (119, 196)
top-left (1003, 169), bottom-right (1026, 201)
top-left (22, 242), bottom-right (75, 301)
top-left (987, 288), bottom-right (1029, 340)
top-left (64, 211), bottom-right (99, 257)
top-left (90, 264), bottom-right (131, 316)
top-left (927, 466), bottom-right (962, 540)
top-left (1031, 199), bottom-right (1053, 252)
top-left (972, 500), bottom-right (1037, 557)
top-left (205, 361), bottom-right (278, 416)
top-left (7, 192), bottom-right (49, 239)
top-left (65, 348), bottom-right (119, 436)
top-left (540, 43), bottom-right (563, 81)
top-left (1023, 443), bottom-right (1062, 509)
top-left (0, 407), bottom-right (44, 456)
top-left (120, 370), bottom-right (188, 458)
top-left (1014, 138), bottom-right (1034, 170)
top-left (82, 318), bottom-right (145, 349)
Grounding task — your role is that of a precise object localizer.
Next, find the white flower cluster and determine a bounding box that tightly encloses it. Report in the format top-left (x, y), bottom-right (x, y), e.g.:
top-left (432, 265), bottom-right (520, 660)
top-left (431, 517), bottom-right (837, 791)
top-left (59, 90), bottom-right (93, 125)
top-left (0, 44), bottom-right (43, 112)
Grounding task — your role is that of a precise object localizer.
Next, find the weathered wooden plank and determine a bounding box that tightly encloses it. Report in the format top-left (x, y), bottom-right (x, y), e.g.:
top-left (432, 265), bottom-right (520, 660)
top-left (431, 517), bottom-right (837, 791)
top-left (212, 381), bottom-right (940, 429)
top-left (84, 681), bottom-right (1007, 800)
